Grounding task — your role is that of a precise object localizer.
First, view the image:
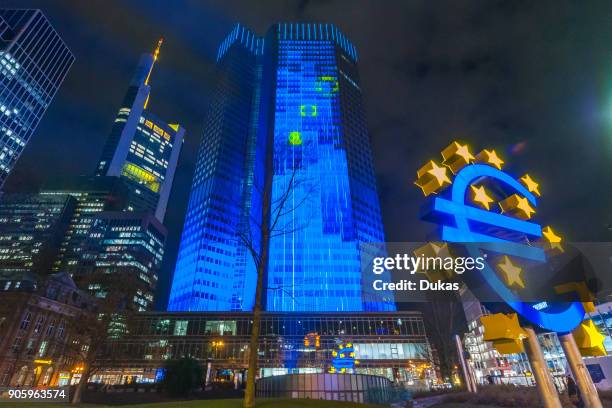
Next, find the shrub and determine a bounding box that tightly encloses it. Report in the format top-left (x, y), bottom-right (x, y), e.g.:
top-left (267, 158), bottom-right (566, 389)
top-left (163, 357), bottom-right (203, 397)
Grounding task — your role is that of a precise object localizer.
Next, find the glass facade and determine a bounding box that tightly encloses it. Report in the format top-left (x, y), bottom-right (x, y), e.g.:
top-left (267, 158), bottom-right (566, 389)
top-left (266, 24), bottom-right (393, 312)
top-left (96, 43), bottom-right (184, 222)
top-left (0, 9), bottom-right (74, 187)
top-left (169, 23), bottom-right (394, 312)
top-left (463, 307), bottom-right (568, 389)
top-left (39, 176), bottom-right (129, 273)
top-left (78, 212), bottom-right (166, 311)
top-left (94, 311), bottom-right (434, 386)
top-left (0, 193), bottom-right (76, 274)
top-left (168, 24), bottom-right (264, 311)
top-left (119, 111), bottom-right (183, 221)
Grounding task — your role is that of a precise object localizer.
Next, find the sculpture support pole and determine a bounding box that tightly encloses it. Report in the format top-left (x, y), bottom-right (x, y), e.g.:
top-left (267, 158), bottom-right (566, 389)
top-left (523, 327), bottom-right (562, 408)
top-left (558, 333), bottom-right (603, 408)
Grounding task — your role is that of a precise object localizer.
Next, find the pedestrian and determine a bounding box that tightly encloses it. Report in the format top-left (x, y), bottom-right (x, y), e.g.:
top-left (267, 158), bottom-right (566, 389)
top-left (566, 375), bottom-right (576, 397)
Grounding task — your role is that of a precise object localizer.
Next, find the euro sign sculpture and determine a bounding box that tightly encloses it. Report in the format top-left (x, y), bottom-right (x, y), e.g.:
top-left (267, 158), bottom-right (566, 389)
top-left (423, 162), bottom-right (585, 333)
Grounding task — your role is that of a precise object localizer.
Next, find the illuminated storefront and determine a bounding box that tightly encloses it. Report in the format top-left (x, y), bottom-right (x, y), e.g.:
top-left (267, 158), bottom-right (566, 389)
top-left (92, 311), bottom-right (436, 389)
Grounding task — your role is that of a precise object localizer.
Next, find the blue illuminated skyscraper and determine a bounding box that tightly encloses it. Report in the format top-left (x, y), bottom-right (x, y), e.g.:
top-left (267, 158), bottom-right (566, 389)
top-left (168, 23), bottom-right (394, 312)
top-left (0, 9), bottom-right (74, 188)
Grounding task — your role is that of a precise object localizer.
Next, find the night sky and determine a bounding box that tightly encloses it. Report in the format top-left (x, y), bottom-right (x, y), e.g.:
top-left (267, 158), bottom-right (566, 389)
top-left (4, 1), bottom-right (612, 309)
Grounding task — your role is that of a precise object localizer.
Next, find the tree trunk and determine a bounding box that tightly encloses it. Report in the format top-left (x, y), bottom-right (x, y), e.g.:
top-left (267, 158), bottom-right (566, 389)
top-left (71, 364), bottom-right (90, 404)
top-left (243, 122), bottom-right (274, 408)
top-left (243, 221), bottom-right (271, 407)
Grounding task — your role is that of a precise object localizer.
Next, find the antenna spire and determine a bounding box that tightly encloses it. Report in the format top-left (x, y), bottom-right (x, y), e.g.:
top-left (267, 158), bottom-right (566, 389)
top-left (144, 37), bottom-right (163, 86)
top-left (144, 37), bottom-right (163, 109)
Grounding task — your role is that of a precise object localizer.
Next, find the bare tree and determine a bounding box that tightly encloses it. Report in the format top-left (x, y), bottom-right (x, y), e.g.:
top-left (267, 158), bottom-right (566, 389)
top-left (421, 294), bottom-right (464, 382)
top-left (240, 145), bottom-right (315, 408)
top-left (69, 272), bottom-right (145, 403)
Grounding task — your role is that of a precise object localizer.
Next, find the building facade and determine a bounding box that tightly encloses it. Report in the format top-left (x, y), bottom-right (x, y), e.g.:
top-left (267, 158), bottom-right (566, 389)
top-left (40, 176), bottom-right (129, 274)
top-left (0, 9), bottom-right (74, 187)
top-left (95, 40), bottom-right (184, 222)
top-left (0, 193), bottom-right (76, 274)
top-left (460, 289), bottom-right (568, 389)
top-left (78, 211), bottom-right (166, 311)
top-left (0, 271), bottom-right (94, 387)
top-left (92, 311), bottom-right (435, 390)
top-left (169, 23), bottom-right (393, 313)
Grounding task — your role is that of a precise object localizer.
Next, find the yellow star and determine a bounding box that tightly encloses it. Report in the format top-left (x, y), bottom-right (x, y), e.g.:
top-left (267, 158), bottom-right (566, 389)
top-left (572, 319), bottom-right (606, 356)
top-left (499, 194), bottom-right (535, 219)
top-left (428, 161), bottom-right (450, 184)
top-left (415, 160), bottom-right (451, 196)
top-left (541, 226), bottom-right (563, 253)
top-left (497, 256), bottom-right (525, 288)
top-left (542, 226), bottom-right (561, 243)
top-left (441, 142), bottom-right (474, 174)
top-left (455, 142), bottom-right (475, 162)
top-left (470, 185), bottom-right (495, 210)
top-left (520, 174), bottom-right (541, 197)
top-left (515, 196), bottom-right (535, 219)
top-left (476, 149), bottom-right (504, 170)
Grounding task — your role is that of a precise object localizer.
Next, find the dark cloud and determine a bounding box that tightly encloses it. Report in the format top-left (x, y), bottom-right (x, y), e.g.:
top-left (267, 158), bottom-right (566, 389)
top-left (3, 0), bottom-right (612, 308)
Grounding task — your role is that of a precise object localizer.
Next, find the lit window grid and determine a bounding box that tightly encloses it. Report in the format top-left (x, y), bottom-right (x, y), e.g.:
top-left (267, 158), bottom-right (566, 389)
top-left (0, 10), bottom-right (73, 185)
top-left (267, 40), bottom-right (391, 312)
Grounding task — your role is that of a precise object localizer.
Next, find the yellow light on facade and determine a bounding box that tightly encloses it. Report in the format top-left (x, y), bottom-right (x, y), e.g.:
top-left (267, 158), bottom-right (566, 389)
top-left (34, 359), bottom-right (52, 365)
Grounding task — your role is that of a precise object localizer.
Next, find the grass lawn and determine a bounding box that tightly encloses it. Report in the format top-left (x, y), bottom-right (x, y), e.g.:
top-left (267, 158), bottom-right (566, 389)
top-left (3, 399), bottom-right (385, 408)
top-left (431, 404), bottom-right (502, 408)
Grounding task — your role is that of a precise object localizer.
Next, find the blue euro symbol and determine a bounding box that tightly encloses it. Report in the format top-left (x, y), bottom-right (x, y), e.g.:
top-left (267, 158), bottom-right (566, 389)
top-left (430, 164), bottom-right (585, 333)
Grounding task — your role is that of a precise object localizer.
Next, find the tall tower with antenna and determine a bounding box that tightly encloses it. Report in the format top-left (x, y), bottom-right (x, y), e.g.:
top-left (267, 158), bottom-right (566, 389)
top-left (95, 38), bottom-right (184, 222)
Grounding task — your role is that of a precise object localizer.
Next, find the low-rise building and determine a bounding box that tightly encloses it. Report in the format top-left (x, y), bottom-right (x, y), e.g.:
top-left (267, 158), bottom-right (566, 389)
top-left (0, 271), bottom-right (94, 387)
top-left (92, 311), bottom-right (436, 390)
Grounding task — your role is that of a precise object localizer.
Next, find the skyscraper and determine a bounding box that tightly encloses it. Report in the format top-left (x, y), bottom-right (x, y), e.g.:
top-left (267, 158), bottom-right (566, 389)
top-left (169, 23), bottom-right (394, 312)
top-left (39, 176), bottom-right (129, 273)
top-left (79, 211), bottom-right (166, 311)
top-left (0, 193), bottom-right (76, 275)
top-left (0, 9), bottom-right (74, 188)
top-left (95, 39), bottom-right (184, 222)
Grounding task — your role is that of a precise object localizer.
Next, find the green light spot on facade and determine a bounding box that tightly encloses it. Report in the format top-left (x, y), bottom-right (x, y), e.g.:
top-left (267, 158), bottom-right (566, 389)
top-left (300, 105), bottom-right (317, 117)
top-left (315, 76), bottom-right (339, 96)
top-left (288, 131), bottom-right (302, 146)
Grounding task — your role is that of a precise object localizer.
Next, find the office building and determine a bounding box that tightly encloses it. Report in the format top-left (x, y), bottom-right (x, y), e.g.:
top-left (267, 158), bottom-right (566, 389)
top-left (39, 176), bottom-right (128, 274)
top-left (78, 211), bottom-right (166, 311)
top-left (0, 9), bottom-right (74, 187)
top-left (169, 23), bottom-right (394, 312)
top-left (0, 193), bottom-right (76, 274)
top-left (460, 289), bottom-right (568, 388)
top-left (95, 40), bottom-right (184, 222)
